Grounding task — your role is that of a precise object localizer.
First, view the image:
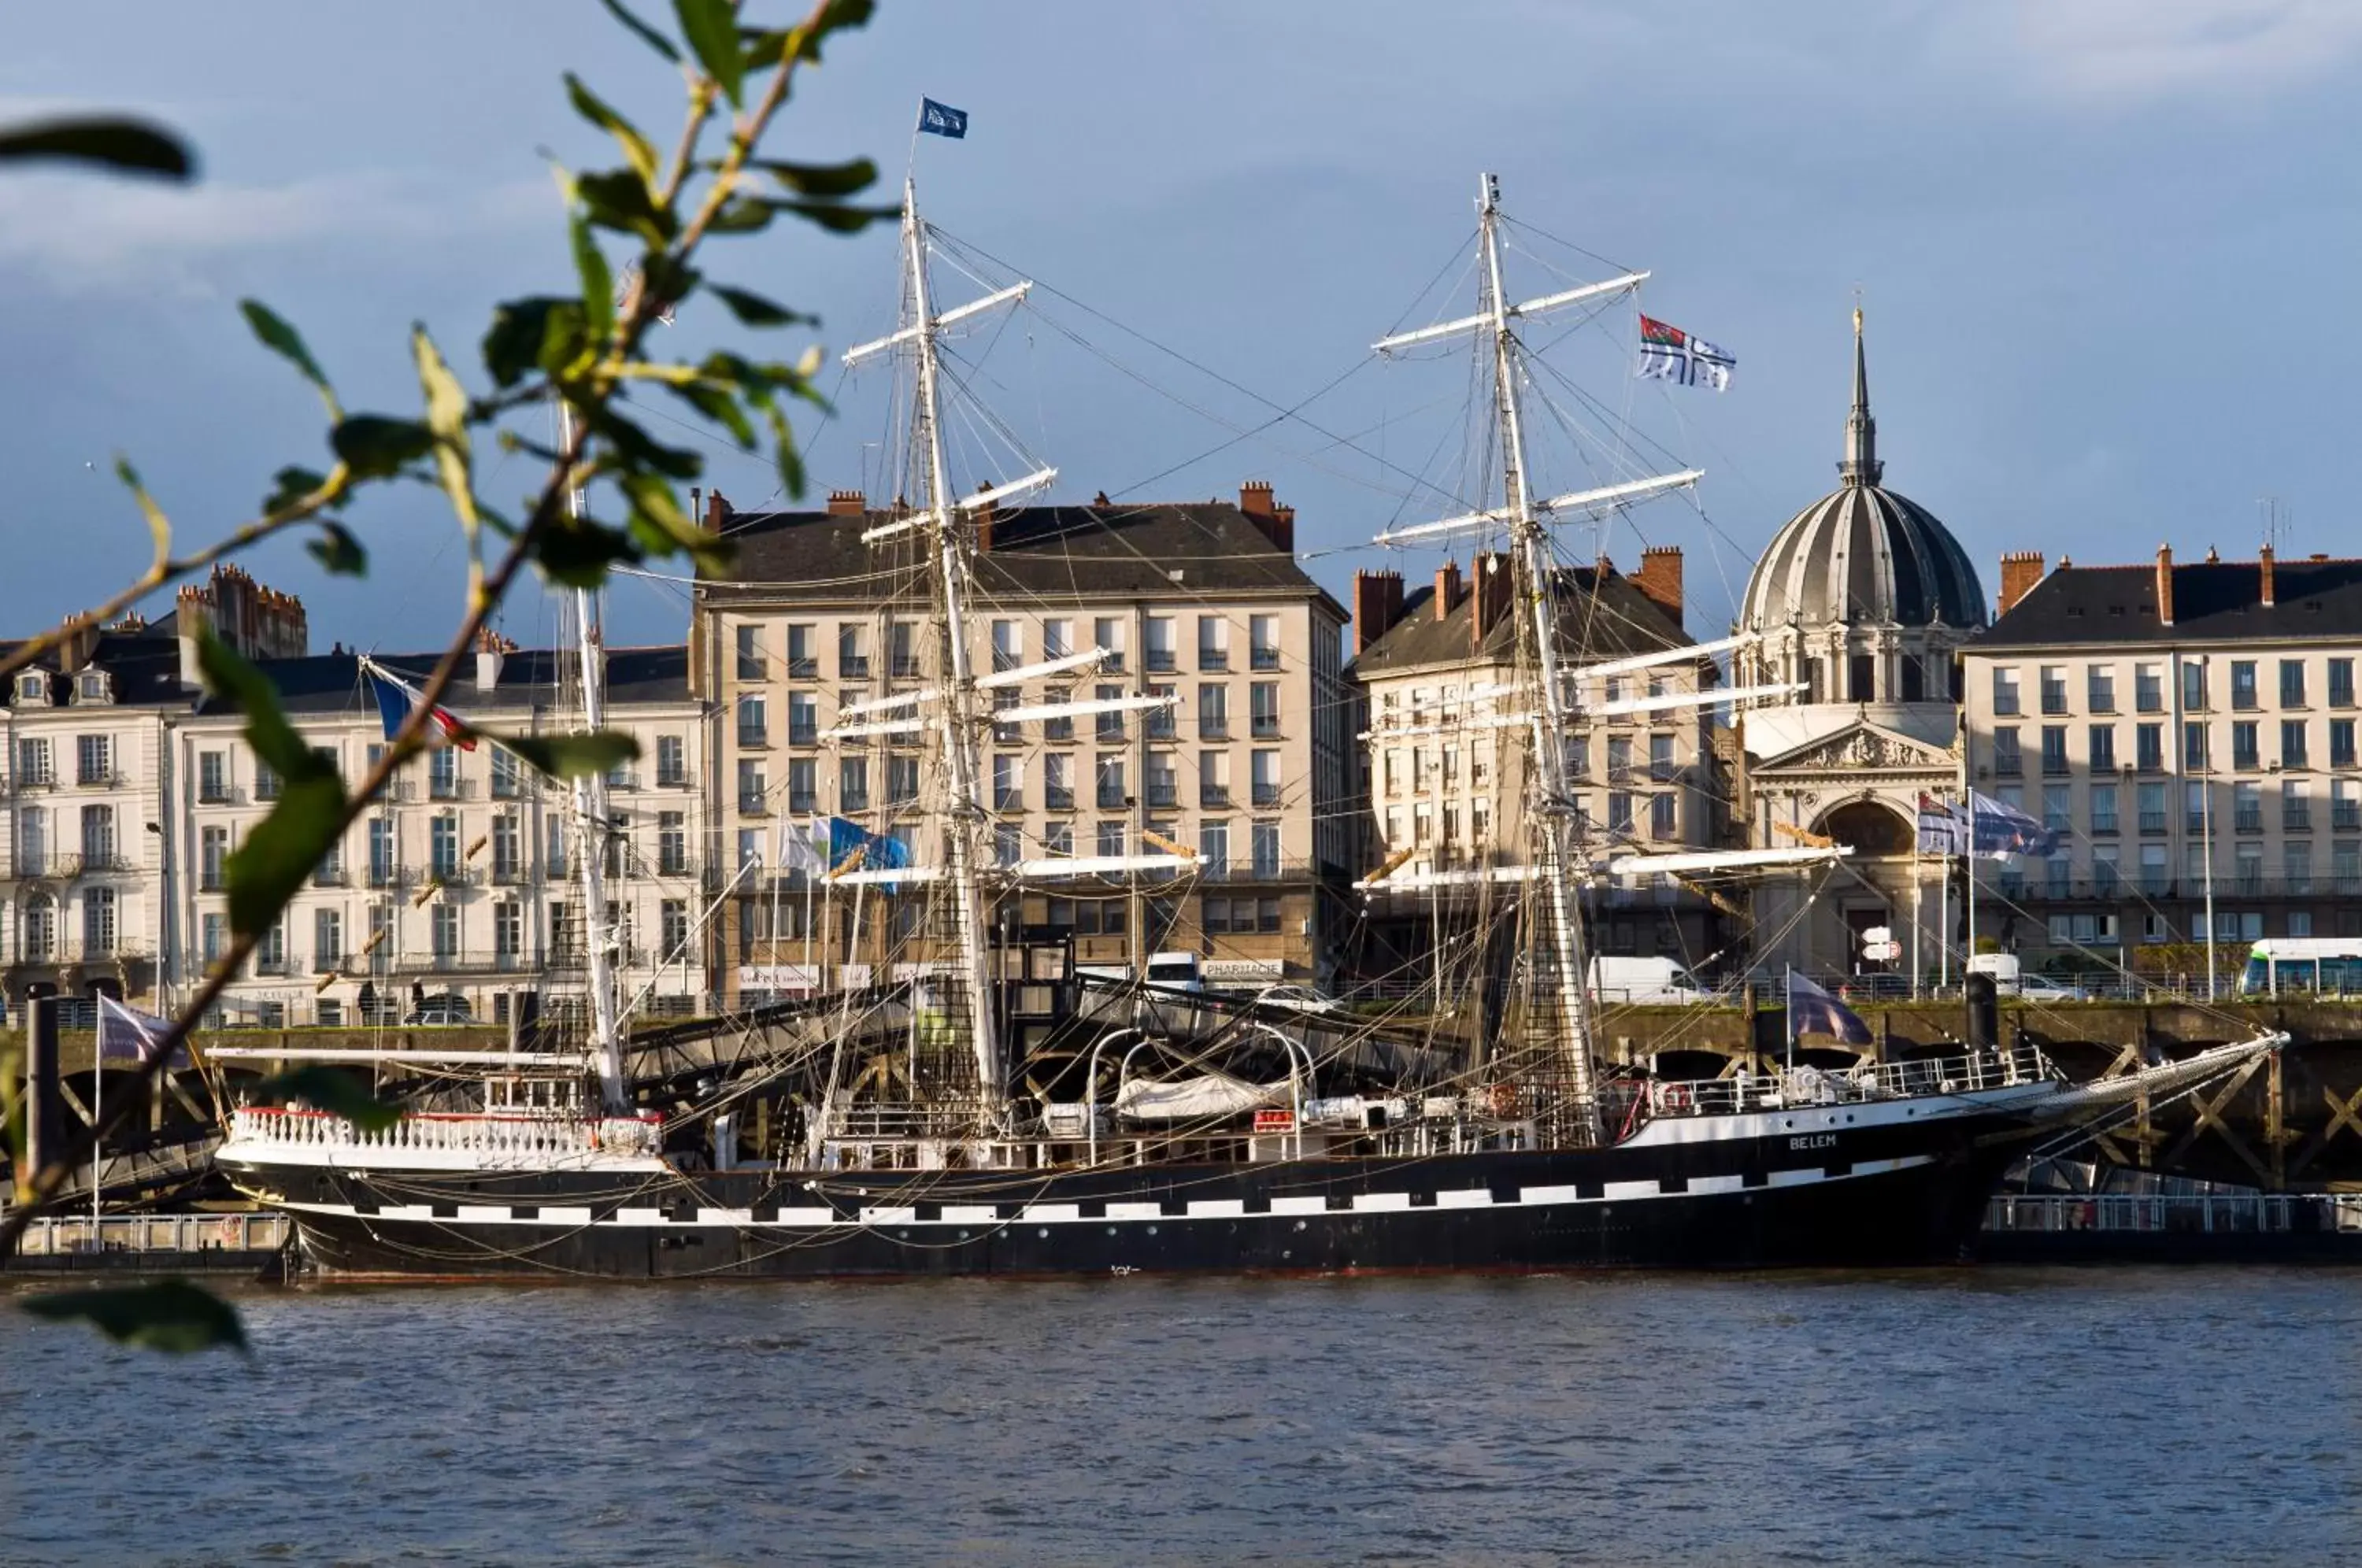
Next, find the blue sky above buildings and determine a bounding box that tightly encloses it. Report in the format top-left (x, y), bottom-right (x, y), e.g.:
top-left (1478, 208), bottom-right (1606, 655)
top-left (2, 1), bottom-right (2358, 653)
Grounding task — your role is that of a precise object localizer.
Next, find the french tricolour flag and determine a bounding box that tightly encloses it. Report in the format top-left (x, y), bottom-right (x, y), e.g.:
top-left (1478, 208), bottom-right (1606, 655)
top-left (366, 664), bottom-right (476, 751)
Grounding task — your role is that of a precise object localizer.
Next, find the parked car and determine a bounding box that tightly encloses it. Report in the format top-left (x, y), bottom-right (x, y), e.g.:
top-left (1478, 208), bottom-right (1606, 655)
top-left (1254, 984), bottom-right (1341, 1015)
top-left (405, 994), bottom-right (474, 1026)
top-left (2016, 974), bottom-right (2092, 1003)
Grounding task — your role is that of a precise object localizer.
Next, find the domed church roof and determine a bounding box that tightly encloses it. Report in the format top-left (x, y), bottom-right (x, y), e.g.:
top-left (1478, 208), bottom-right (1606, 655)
top-left (1739, 314), bottom-right (1987, 632)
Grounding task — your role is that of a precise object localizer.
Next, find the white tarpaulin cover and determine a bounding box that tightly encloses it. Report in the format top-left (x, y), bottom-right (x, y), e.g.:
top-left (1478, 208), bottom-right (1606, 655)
top-left (1114, 1073), bottom-right (1288, 1122)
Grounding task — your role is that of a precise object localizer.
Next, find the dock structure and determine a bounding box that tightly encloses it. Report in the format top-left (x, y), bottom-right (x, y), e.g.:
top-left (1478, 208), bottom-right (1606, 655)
top-left (1980, 1192), bottom-right (2362, 1264)
top-left (6, 1211), bottom-right (291, 1275)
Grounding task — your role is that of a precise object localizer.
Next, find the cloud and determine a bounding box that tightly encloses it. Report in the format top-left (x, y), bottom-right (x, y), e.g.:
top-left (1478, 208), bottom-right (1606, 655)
top-left (1951, 0), bottom-right (2362, 101)
top-left (0, 168), bottom-right (548, 296)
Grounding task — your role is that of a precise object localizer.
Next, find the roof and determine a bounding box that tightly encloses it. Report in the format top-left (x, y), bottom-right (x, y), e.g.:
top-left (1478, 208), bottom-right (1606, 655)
top-left (1742, 481), bottom-right (1988, 631)
top-left (1351, 563), bottom-right (1692, 678)
top-left (1974, 557), bottom-right (2362, 649)
top-left (0, 627), bottom-right (187, 709)
top-left (705, 501), bottom-right (1342, 613)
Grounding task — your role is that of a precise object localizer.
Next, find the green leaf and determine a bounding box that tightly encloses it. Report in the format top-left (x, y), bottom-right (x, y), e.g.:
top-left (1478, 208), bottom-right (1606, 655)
top-left (482, 297), bottom-right (568, 389)
top-left (576, 168), bottom-right (676, 248)
top-left (410, 327), bottom-right (478, 529)
top-left (534, 518), bottom-right (643, 588)
top-left (753, 157), bottom-right (876, 198)
top-left (571, 217), bottom-right (615, 346)
top-left (564, 73), bottom-right (658, 190)
top-left (488, 729), bottom-right (642, 779)
top-left (660, 378), bottom-right (757, 448)
top-left (709, 286), bottom-right (813, 328)
top-left (237, 299), bottom-right (336, 415)
top-left (305, 520), bottom-right (367, 576)
top-left (252, 1064), bottom-right (403, 1133)
top-left (674, 0), bottom-right (745, 107)
top-left (598, 0), bottom-right (681, 61)
top-left (23, 1280), bottom-right (246, 1355)
top-left (330, 415), bottom-right (435, 480)
top-left (225, 771), bottom-right (348, 941)
top-left (776, 198), bottom-right (894, 234)
top-left (0, 116), bottom-right (192, 180)
top-left (620, 472), bottom-right (732, 575)
top-left (113, 457), bottom-right (170, 561)
top-left (262, 465), bottom-right (328, 514)
top-left (581, 405), bottom-right (703, 480)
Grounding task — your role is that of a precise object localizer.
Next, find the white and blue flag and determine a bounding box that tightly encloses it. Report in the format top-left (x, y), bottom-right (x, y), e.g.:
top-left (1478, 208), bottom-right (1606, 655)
top-left (918, 98), bottom-right (968, 139)
top-left (1636, 313), bottom-right (1734, 391)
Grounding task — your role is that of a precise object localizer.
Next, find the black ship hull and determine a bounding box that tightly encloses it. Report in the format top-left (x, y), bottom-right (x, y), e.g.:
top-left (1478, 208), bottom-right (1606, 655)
top-left (224, 1104), bottom-right (2039, 1281)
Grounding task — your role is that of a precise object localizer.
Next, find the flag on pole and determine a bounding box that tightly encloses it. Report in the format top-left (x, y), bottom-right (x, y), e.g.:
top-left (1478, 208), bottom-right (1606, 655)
top-left (97, 993), bottom-right (180, 1064)
top-left (917, 98), bottom-right (968, 139)
top-left (1786, 972), bottom-right (1872, 1045)
top-left (1916, 790), bottom-right (2056, 860)
top-left (776, 812), bottom-right (829, 878)
top-left (1916, 792), bottom-right (1967, 856)
top-left (365, 662), bottom-right (476, 752)
top-left (1635, 314), bottom-right (1735, 391)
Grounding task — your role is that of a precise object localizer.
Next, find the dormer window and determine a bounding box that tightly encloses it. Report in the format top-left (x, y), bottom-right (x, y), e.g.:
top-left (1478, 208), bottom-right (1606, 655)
top-left (75, 669), bottom-right (112, 704)
top-left (12, 670), bottom-right (47, 706)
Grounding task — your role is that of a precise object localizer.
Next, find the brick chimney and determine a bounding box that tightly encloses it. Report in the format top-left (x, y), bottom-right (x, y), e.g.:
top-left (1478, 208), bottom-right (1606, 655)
top-left (176, 562), bottom-right (308, 690)
top-left (2260, 542), bottom-right (2276, 608)
top-left (704, 489), bottom-right (731, 531)
top-left (475, 626), bottom-right (517, 693)
top-left (1434, 560), bottom-right (1464, 622)
top-left (2156, 544), bottom-right (2175, 627)
top-left (826, 488), bottom-right (865, 517)
top-left (1635, 545), bottom-right (1684, 631)
top-left (1997, 550), bottom-right (2045, 616)
top-left (972, 481), bottom-right (997, 553)
top-left (1353, 569), bottom-right (1406, 657)
top-left (1238, 481), bottom-right (1295, 553)
top-left (1471, 551), bottom-right (1512, 650)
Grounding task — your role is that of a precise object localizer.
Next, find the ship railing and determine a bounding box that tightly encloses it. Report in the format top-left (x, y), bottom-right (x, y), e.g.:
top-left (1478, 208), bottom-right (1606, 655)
top-left (226, 1105), bottom-right (664, 1157)
top-left (824, 1101), bottom-right (996, 1139)
top-left (1635, 1044), bottom-right (2057, 1122)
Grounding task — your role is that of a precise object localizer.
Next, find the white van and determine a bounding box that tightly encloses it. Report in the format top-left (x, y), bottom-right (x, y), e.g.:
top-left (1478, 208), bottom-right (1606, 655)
top-left (1075, 951), bottom-right (1205, 994)
top-left (1588, 956), bottom-right (1716, 1005)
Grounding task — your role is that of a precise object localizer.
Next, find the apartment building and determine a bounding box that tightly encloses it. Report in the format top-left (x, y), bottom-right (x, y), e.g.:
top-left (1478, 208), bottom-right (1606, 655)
top-left (171, 640), bottom-right (715, 1027)
top-left (1962, 543), bottom-right (2362, 967)
top-left (2, 564), bottom-right (718, 1024)
top-left (1346, 548), bottom-right (1731, 967)
top-left (692, 482), bottom-right (1353, 1001)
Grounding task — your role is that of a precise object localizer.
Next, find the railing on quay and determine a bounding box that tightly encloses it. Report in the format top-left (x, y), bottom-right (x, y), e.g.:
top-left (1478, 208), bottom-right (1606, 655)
top-left (11, 1211), bottom-right (291, 1258)
top-left (1984, 1193), bottom-right (2362, 1234)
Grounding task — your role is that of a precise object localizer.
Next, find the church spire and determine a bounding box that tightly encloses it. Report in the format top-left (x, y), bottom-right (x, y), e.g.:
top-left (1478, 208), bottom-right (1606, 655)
top-left (1839, 305), bottom-right (1882, 486)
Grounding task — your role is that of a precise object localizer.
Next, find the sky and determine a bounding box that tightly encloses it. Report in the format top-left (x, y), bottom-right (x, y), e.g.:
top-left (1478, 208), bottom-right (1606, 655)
top-left (3, 1), bottom-right (2361, 656)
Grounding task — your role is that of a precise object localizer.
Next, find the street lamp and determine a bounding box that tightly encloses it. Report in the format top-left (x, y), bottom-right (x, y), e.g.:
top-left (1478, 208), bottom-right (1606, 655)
top-left (144, 821), bottom-right (168, 1015)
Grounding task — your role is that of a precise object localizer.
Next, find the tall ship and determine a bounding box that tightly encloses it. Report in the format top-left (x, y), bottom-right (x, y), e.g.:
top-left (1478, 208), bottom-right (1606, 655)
top-left (216, 173), bottom-right (2278, 1279)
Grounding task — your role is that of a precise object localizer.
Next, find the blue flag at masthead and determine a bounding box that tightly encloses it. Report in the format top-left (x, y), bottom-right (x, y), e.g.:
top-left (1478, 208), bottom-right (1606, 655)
top-left (918, 98), bottom-right (968, 139)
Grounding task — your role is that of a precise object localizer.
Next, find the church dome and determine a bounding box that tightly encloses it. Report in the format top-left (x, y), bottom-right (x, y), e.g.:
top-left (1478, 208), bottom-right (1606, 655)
top-left (1739, 317), bottom-right (1987, 632)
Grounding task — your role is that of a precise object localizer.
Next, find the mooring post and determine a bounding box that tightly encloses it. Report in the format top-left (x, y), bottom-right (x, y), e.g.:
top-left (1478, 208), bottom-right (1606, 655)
top-left (20, 996), bottom-right (61, 1206)
top-left (1965, 973), bottom-right (1999, 1049)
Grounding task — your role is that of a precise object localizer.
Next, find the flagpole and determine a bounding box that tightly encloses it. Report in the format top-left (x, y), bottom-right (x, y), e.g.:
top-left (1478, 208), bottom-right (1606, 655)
top-left (1964, 787), bottom-right (1978, 967)
top-left (770, 807), bottom-right (788, 1004)
top-left (91, 1017), bottom-right (102, 1230)
top-left (1783, 963), bottom-right (1795, 1074)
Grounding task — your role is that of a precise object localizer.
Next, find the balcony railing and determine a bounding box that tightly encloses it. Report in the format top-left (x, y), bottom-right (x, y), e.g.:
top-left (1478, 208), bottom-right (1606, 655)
top-left (1043, 787), bottom-right (1074, 812)
top-left (2008, 875), bottom-right (2360, 902)
top-left (1252, 785), bottom-right (1282, 808)
top-left (738, 792), bottom-right (769, 815)
top-left (1994, 754), bottom-right (2023, 777)
top-left (1251, 647), bottom-right (1281, 671)
top-left (312, 864), bottom-right (348, 887)
top-left (1097, 786), bottom-right (1129, 810)
top-left (1200, 785), bottom-right (1230, 808)
top-left (428, 778), bottom-right (477, 801)
top-left (1145, 784), bottom-right (1179, 808)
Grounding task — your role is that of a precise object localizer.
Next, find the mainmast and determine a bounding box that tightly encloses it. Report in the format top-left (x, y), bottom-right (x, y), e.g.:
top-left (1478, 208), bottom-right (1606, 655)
top-left (1367, 173), bottom-right (1705, 1145)
top-left (556, 400), bottom-right (630, 1113)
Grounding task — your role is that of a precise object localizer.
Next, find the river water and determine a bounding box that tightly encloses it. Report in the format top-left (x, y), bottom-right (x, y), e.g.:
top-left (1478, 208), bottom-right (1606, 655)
top-left (2, 1268), bottom-right (2357, 1566)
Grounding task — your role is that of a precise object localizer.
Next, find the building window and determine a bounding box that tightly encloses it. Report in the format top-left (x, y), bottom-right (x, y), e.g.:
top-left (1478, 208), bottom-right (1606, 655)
top-left (1146, 685), bottom-right (1177, 741)
top-left (1608, 793), bottom-right (1635, 834)
top-left (1252, 749), bottom-right (1281, 809)
top-left (2282, 659), bottom-right (2308, 708)
top-left (2040, 727), bottom-right (2068, 775)
top-left (80, 804), bottom-right (114, 868)
top-left (2334, 719), bottom-right (2359, 769)
top-left (994, 822), bottom-right (1022, 867)
top-left (13, 737), bottom-right (50, 788)
top-left (1251, 820), bottom-right (1281, 878)
top-left (2283, 719), bottom-right (2309, 770)
top-left (2286, 841), bottom-right (2314, 897)
top-left (1250, 682), bottom-right (1280, 739)
top-left (659, 898), bottom-right (689, 960)
top-left (1093, 684), bottom-right (1126, 743)
top-left (654, 735), bottom-right (686, 788)
top-left (1993, 728), bottom-right (2021, 776)
top-left (2231, 659), bottom-right (2258, 711)
top-left (1199, 820), bottom-right (1230, 877)
top-left (1097, 820), bottom-right (1127, 859)
top-left (494, 900), bottom-right (523, 965)
top-left (1249, 614), bottom-right (1281, 671)
top-left (198, 750), bottom-right (230, 804)
top-left (491, 747), bottom-right (522, 798)
top-left (431, 903), bottom-right (461, 961)
top-left (2040, 665), bottom-right (2068, 714)
top-left (2136, 663), bottom-right (2164, 713)
top-left (2088, 665), bottom-right (2116, 714)
top-left (890, 620), bottom-right (920, 679)
top-left (2333, 659), bottom-right (2356, 709)
top-left (2185, 781), bottom-right (2209, 836)
top-left (2088, 725), bottom-right (2116, 771)
top-left (1094, 616), bottom-right (1127, 671)
top-left (1043, 753), bottom-right (1073, 812)
top-left (2234, 781), bottom-right (2263, 834)
top-left (200, 911), bottom-right (225, 966)
top-left (1042, 686), bottom-right (1074, 743)
top-left (838, 623), bottom-right (869, 680)
top-left (657, 811), bottom-right (688, 875)
top-left (82, 887), bottom-right (116, 956)
top-left (1198, 616), bottom-right (1230, 671)
top-left (315, 908), bottom-right (342, 967)
top-left (1043, 820), bottom-right (1073, 858)
top-left (1649, 793), bottom-right (1678, 840)
top-left (993, 754), bottom-right (1022, 812)
top-left (429, 813), bottom-right (460, 878)
top-left (736, 693), bottom-right (768, 747)
top-left (735, 623), bottom-right (767, 680)
top-left (2285, 780), bottom-right (2312, 832)
top-left (990, 619), bottom-right (1020, 674)
top-left (2139, 845), bottom-right (2170, 896)
top-left (1145, 617), bottom-right (1177, 673)
top-left (1992, 668), bottom-right (2020, 716)
top-left (736, 758), bottom-right (767, 815)
top-left (2185, 724), bottom-right (2209, 771)
top-left (2136, 722), bottom-right (2164, 771)
top-left (787, 692), bottom-right (818, 747)
top-left (839, 757), bottom-right (870, 813)
top-left (1145, 753), bottom-right (1177, 809)
top-left (2137, 781), bottom-right (2166, 834)
top-left (2090, 783), bottom-right (2119, 835)
top-left (1848, 653), bottom-right (1875, 703)
top-left (887, 754), bottom-right (920, 806)
top-left (200, 825), bottom-right (228, 891)
top-left (991, 687), bottom-right (1021, 743)
top-left (787, 757), bottom-right (816, 814)
top-left (2183, 660), bottom-right (2208, 711)
top-left (1098, 756), bottom-right (1128, 810)
top-left (76, 734), bottom-right (111, 787)
top-left (2232, 721), bottom-right (2260, 771)
top-left (429, 747), bottom-right (459, 801)
top-left (1200, 750), bottom-right (1231, 809)
top-left (1198, 684), bottom-right (1228, 740)
top-left (2092, 846), bottom-right (2120, 895)
top-left (786, 623), bottom-right (817, 679)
